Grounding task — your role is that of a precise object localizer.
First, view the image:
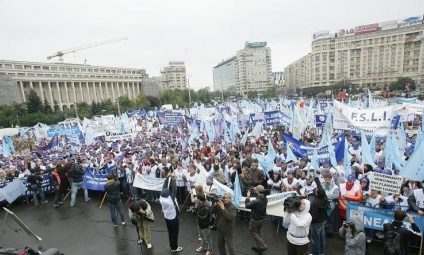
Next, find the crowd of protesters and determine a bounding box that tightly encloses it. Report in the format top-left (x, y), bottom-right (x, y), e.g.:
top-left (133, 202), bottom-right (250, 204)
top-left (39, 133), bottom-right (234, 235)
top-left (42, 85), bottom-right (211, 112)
top-left (0, 109), bottom-right (423, 255)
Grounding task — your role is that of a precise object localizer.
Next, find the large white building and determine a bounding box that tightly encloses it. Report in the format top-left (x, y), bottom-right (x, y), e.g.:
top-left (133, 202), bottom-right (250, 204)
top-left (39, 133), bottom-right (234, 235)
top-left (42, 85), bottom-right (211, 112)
top-left (0, 60), bottom-right (148, 110)
top-left (212, 57), bottom-right (236, 92)
top-left (213, 41), bottom-right (272, 94)
top-left (284, 15), bottom-right (424, 91)
top-left (160, 61), bottom-right (187, 90)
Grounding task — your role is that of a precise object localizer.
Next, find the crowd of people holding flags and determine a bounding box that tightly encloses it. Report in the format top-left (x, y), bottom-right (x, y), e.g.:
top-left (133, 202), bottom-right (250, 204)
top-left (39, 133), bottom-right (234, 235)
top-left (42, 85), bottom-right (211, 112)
top-left (1, 94), bottom-right (424, 254)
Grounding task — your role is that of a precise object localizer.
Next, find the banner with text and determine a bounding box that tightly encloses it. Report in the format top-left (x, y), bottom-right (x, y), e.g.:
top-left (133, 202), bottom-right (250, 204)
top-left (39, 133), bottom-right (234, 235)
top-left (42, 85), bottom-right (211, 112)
top-left (333, 100), bottom-right (395, 135)
top-left (368, 172), bottom-right (403, 194)
top-left (132, 174), bottom-right (165, 191)
top-left (104, 131), bottom-right (137, 142)
top-left (347, 202), bottom-right (424, 234)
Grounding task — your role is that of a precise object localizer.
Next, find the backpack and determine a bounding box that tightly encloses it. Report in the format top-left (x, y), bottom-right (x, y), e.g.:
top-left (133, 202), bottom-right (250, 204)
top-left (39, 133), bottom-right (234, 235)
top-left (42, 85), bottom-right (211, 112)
top-left (384, 227), bottom-right (401, 255)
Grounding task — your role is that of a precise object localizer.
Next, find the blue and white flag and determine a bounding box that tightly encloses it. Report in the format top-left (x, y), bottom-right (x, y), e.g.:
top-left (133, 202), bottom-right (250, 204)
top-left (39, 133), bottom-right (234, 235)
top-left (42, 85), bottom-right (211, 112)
top-left (400, 136), bottom-right (424, 181)
top-left (360, 132), bottom-right (377, 167)
top-left (233, 172), bottom-right (242, 207)
top-left (343, 138), bottom-right (352, 175)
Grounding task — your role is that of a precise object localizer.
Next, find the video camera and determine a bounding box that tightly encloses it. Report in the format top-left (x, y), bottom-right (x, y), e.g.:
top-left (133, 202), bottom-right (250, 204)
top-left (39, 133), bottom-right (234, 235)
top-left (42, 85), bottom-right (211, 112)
top-left (283, 195), bottom-right (302, 214)
top-left (206, 193), bottom-right (222, 203)
top-left (343, 222), bottom-right (356, 231)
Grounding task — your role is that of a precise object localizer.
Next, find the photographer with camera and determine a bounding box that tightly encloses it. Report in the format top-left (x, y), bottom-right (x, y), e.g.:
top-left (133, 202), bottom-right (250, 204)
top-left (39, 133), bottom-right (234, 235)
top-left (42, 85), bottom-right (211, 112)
top-left (282, 197), bottom-right (312, 255)
top-left (309, 174), bottom-right (329, 255)
top-left (129, 199), bottom-right (154, 249)
top-left (338, 213), bottom-right (366, 255)
top-left (68, 158), bottom-right (90, 207)
top-left (245, 185), bottom-right (268, 254)
top-left (104, 173), bottom-right (126, 227)
top-left (211, 192), bottom-right (237, 255)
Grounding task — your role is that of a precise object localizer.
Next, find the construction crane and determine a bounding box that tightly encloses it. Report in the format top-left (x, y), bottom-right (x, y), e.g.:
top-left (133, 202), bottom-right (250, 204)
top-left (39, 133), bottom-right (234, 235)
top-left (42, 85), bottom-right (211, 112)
top-left (46, 37), bottom-right (128, 62)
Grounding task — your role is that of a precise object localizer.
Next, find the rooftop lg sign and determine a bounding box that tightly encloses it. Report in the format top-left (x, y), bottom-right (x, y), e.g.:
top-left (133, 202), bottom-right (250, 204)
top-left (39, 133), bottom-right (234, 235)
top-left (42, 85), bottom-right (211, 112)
top-left (337, 28), bottom-right (355, 37)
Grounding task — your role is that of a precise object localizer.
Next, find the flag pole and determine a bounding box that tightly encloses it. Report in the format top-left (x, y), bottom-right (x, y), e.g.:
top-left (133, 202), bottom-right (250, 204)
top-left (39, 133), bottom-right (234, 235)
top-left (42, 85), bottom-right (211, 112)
top-left (99, 192), bottom-right (107, 208)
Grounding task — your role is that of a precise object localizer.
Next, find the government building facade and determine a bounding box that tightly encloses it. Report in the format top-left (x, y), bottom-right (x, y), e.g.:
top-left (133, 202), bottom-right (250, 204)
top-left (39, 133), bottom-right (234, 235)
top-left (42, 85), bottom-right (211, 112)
top-left (0, 60), bottom-right (148, 110)
top-left (284, 15), bottom-right (424, 92)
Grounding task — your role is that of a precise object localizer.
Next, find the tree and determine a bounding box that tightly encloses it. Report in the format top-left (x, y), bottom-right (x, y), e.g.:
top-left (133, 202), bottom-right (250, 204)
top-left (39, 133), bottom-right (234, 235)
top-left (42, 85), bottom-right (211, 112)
top-left (134, 95), bottom-right (151, 109)
top-left (389, 77), bottom-right (416, 91)
top-left (43, 100), bottom-right (53, 114)
top-left (26, 89), bottom-right (43, 113)
top-left (117, 96), bottom-right (133, 112)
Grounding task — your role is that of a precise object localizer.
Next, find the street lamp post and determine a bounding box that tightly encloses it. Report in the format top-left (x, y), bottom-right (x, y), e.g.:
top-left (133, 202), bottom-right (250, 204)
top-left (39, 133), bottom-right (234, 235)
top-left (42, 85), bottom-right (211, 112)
top-left (187, 76), bottom-right (192, 106)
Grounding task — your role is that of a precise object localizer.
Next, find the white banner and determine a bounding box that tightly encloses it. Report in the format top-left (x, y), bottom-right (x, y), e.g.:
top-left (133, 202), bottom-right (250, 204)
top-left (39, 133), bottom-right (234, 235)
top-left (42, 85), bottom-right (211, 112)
top-left (369, 172), bottom-right (403, 194)
top-left (397, 103), bottom-right (424, 116)
top-left (213, 180), bottom-right (296, 217)
top-left (333, 100), bottom-right (395, 135)
top-left (0, 179), bottom-right (27, 203)
top-left (132, 174), bottom-right (165, 191)
top-left (104, 131), bottom-right (137, 142)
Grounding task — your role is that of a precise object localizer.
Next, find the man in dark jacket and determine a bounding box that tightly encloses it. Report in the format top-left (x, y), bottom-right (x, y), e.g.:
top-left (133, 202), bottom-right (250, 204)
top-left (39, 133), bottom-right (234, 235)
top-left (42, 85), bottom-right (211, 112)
top-left (383, 210), bottom-right (420, 255)
top-left (245, 184), bottom-right (268, 254)
top-left (68, 161), bottom-right (89, 207)
top-left (196, 195), bottom-right (213, 255)
top-left (104, 173), bottom-right (126, 227)
top-left (211, 192), bottom-right (237, 255)
top-left (309, 175), bottom-right (329, 255)
top-left (27, 170), bottom-right (47, 206)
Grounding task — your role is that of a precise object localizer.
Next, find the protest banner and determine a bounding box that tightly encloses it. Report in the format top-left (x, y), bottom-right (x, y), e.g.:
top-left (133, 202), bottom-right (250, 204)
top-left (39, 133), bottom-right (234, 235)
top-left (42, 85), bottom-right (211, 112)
top-left (162, 112), bottom-right (182, 126)
top-left (315, 115), bottom-right (326, 128)
top-left (132, 174), bottom-right (165, 191)
top-left (83, 166), bottom-right (116, 191)
top-left (333, 100), bottom-right (395, 135)
top-left (47, 124), bottom-right (81, 138)
top-left (213, 179), bottom-right (295, 217)
top-left (368, 172), bottom-right (403, 194)
top-left (104, 131), bottom-right (137, 142)
top-left (347, 202), bottom-right (424, 234)
top-left (0, 179), bottom-right (27, 203)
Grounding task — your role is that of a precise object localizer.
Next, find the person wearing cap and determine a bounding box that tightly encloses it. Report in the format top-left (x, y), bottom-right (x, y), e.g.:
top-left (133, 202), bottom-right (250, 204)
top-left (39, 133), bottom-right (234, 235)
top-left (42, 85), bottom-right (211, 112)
top-left (383, 210), bottom-right (420, 255)
top-left (129, 198), bottom-right (154, 249)
top-left (321, 169), bottom-right (339, 236)
top-left (281, 169), bottom-right (298, 192)
top-left (338, 173), bottom-right (362, 220)
top-left (211, 192), bottom-right (237, 255)
top-left (245, 185), bottom-right (268, 254)
top-left (26, 169), bottom-right (48, 206)
top-left (374, 158), bottom-right (393, 175)
top-left (203, 175), bottom-right (218, 197)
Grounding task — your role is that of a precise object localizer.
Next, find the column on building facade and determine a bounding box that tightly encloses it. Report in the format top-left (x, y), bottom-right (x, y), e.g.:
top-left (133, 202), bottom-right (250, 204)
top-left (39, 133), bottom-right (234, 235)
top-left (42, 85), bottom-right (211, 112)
top-left (137, 82), bottom-right (141, 95)
top-left (132, 82), bottom-right (137, 97)
top-left (99, 81), bottom-right (104, 102)
top-left (29, 81), bottom-right (34, 90)
top-left (38, 81), bottom-right (45, 102)
top-left (19, 81), bottom-right (26, 102)
top-left (111, 82), bottom-right (116, 102)
top-left (92, 82), bottom-right (98, 103)
top-left (86, 82), bottom-right (92, 103)
top-left (116, 81), bottom-right (121, 98)
top-left (78, 82), bottom-right (84, 102)
top-left (64, 81), bottom-right (71, 106)
top-left (127, 82), bottom-right (131, 99)
top-left (72, 81), bottom-right (77, 103)
top-left (55, 82), bottom-right (63, 111)
top-left (47, 81), bottom-right (54, 107)
top-left (121, 82), bottom-right (126, 97)
top-left (105, 82), bottom-right (110, 99)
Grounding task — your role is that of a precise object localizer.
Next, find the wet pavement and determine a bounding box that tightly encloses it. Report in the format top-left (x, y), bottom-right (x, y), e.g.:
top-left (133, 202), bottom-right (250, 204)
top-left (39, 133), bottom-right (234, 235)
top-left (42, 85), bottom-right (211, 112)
top-left (0, 191), bottom-right (386, 255)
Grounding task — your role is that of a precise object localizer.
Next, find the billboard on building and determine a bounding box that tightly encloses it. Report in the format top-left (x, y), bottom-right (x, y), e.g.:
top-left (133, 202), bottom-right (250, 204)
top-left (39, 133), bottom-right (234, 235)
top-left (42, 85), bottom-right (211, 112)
top-left (169, 61), bottom-right (185, 66)
top-left (380, 20), bottom-right (399, 31)
top-left (337, 28), bottom-right (355, 37)
top-left (355, 23), bottom-right (380, 35)
top-left (313, 30), bottom-right (331, 40)
top-left (398, 15), bottom-right (423, 27)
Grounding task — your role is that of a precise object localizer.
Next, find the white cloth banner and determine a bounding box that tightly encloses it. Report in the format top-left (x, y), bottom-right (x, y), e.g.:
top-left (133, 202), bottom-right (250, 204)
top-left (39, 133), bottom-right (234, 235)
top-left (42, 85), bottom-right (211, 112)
top-left (333, 100), bottom-right (395, 135)
top-left (132, 174), bottom-right (165, 191)
top-left (0, 179), bottom-right (27, 203)
top-left (104, 131), bottom-right (137, 142)
top-left (397, 103), bottom-right (424, 116)
top-left (213, 180), bottom-right (296, 217)
top-left (368, 172), bottom-right (403, 194)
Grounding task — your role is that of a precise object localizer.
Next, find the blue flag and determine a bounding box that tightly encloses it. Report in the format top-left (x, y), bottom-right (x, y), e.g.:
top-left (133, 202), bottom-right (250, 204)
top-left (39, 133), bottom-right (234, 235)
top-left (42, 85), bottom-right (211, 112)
top-left (232, 172), bottom-right (242, 208)
top-left (343, 138), bottom-right (351, 175)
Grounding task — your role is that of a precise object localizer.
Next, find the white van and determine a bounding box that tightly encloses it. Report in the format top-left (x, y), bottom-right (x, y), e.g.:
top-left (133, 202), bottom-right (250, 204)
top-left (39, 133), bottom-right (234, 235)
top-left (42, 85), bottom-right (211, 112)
top-left (160, 104), bottom-right (174, 112)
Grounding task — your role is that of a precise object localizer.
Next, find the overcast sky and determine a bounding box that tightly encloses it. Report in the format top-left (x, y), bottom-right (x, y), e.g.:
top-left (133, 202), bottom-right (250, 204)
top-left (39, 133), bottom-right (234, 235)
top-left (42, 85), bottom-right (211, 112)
top-left (0, 0), bottom-right (423, 90)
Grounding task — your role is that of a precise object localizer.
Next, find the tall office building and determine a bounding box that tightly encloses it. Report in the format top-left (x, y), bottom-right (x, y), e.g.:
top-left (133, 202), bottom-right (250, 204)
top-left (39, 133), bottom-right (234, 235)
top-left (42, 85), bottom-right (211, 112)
top-left (284, 15), bottom-right (424, 91)
top-left (160, 61), bottom-right (187, 90)
top-left (212, 56), bottom-right (236, 92)
top-left (0, 59), bottom-right (148, 110)
top-left (213, 41), bottom-right (272, 94)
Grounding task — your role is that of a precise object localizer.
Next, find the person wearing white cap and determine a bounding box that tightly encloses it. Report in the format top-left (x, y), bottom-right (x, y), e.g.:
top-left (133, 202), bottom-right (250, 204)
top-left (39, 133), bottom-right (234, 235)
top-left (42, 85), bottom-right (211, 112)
top-left (338, 174), bottom-right (362, 221)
